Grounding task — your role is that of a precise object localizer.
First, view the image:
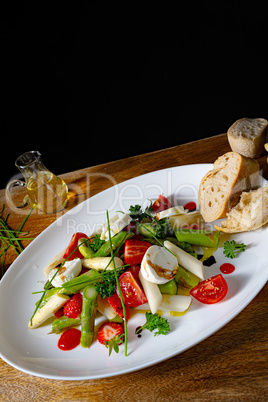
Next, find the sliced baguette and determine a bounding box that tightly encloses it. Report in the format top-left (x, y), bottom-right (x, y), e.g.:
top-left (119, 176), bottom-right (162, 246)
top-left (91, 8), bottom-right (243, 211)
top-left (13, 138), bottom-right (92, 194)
top-left (227, 117), bottom-right (268, 158)
top-left (215, 183), bottom-right (268, 233)
top-left (198, 152), bottom-right (260, 222)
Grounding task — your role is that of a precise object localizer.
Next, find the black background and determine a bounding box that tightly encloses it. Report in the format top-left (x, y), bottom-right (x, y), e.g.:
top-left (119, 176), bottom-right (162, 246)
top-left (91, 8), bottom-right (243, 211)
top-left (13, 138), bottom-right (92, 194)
top-left (1, 1), bottom-right (267, 189)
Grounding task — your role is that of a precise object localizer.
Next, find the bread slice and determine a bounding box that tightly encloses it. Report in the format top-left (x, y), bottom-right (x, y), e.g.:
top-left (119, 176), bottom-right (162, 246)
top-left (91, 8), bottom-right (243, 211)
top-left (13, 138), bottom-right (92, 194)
top-left (215, 183), bottom-right (268, 233)
top-left (198, 152), bottom-right (260, 222)
top-left (227, 117), bottom-right (268, 158)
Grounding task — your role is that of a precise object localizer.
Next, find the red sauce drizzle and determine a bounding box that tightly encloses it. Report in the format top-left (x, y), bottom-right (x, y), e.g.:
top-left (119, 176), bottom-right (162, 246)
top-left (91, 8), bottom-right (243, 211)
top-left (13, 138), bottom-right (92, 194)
top-left (220, 263), bottom-right (235, 274)
top-left (58, 328), bottom-right (81, 351)
top-left (184, 201), bottom-right (196, 211)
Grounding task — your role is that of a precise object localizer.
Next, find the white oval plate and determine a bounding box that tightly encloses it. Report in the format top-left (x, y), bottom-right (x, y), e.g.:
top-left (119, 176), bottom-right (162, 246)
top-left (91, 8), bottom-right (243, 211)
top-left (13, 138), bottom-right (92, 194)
top-left (0, 164), bottom-right (267, 380)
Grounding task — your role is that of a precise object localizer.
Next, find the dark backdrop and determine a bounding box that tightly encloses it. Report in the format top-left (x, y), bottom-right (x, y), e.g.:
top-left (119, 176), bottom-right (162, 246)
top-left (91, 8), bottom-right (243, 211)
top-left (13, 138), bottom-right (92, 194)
top-left (1, 1), bottom-right (267, 189)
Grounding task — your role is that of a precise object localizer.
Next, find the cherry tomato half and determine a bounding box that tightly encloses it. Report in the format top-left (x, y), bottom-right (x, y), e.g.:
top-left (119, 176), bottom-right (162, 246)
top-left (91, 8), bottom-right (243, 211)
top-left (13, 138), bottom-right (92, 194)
top-left (118, 270), bottom-right (147, 307)
top-left (63, 232), bottom-right (89, 260)
top-left (151, 195), bottom-right (172, 214)
top-left (190, 274), bottom-right (228, 304)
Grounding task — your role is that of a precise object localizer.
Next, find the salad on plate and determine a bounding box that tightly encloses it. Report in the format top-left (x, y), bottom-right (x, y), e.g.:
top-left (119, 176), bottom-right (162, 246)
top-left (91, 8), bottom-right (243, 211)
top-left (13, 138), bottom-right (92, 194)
top-left (28, 194), bottom-right (236, 356)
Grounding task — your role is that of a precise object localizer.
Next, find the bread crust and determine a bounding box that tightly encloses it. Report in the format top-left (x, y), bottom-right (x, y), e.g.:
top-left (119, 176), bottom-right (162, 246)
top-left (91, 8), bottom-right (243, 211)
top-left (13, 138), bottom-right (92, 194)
top-left (198, 152), bottom-right (260, 222)
top-left (227, 117), bottom-right (268, 158)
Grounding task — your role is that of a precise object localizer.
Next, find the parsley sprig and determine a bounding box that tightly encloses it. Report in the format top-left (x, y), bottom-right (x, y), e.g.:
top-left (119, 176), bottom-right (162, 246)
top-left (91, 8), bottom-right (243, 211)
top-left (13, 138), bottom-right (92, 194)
top-left (129, 203), bottom-right (153, 221)
top-left (129, 203), bottom-right (173, 239)
top-left (89, 234), bottom-right (105, 252)
top-left (95, 268), bottom-right (123, 298)
top-left (136, 312), bottom-right (170, 337)
top-left (223, 240), bottom-right (246, 259)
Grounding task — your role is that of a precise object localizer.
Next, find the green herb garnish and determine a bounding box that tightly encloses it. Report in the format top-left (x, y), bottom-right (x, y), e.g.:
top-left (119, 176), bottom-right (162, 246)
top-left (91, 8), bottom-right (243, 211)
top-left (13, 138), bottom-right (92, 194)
top-left (136, 312), bottom-right (170, 336)
top-left (223, 240), bottom-right (246, 259)
top-left (129, 202), bottom-right (153, 222)
top-left (95, 269), bottom-right (123, 298)
top-left (0, 205), bottom-right (34, 278)
top-left (152, 218), bottom-right (173, 238)
top-left (90, 234), bottom-right (105, 252)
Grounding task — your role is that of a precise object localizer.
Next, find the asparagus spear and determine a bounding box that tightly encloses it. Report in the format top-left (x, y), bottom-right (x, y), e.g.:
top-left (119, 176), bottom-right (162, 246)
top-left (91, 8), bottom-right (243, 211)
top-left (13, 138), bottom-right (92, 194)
top-left (164, 240), bottom-right (205, 280)
top-left (43, 248), bottom-right (66, 279)
top-left (80, 284), bottom-right (98, 348)
top-left (28, 293), bottom-right (70, 329)
top-left (51, 316), bottom-right (81, 334)
top-left (174, 265), bottom-right (200, 288)
top-left (82, 256), bottom-right (124, 271)
top-left (93, 231), bottom-right (133, 257)
top-left (173, 228), bottom-right (220, 248)
top-left (61, 268), bottom-right (101, 294)
top-left (36, 287), bottom-right (69, 308)
top-left (78, 238), bottom-right (95, 258)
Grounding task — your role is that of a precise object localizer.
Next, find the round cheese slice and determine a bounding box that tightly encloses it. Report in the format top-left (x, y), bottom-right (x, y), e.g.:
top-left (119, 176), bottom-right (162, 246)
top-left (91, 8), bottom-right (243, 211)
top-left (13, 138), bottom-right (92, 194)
top-left (140, 245), bottom-right (178, 284)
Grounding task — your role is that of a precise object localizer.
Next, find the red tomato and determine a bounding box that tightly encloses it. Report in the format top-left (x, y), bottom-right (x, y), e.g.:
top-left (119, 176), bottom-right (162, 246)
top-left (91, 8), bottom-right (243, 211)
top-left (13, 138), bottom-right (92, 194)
top-left (63, 232), bottom-right (89, 260)
top-left (128, 265), bottom-right (141, 281)
top-left (118, 270), bottom-right (147, 307)
top-left (106, 293), bottom-right (130, 321)
top-left (124, 239), bottom-right (151, 265)
top-left (151, 195), bottom-right (172, 214)
top-left (190, 274), bottom-right (228, 304)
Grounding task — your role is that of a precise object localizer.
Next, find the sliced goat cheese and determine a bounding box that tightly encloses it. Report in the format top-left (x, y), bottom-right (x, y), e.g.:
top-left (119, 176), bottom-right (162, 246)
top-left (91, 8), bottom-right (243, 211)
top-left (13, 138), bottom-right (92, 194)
top-left (140, 245), bottom-right (178, 284)
top-left (48, 258), bottom-right (82, 287)
top-left (164, 240), bottom-right (205, 280)
top-left (155, 206), bottom-right (187, 221)
top-left (100, 213), bottom-right (132, 240)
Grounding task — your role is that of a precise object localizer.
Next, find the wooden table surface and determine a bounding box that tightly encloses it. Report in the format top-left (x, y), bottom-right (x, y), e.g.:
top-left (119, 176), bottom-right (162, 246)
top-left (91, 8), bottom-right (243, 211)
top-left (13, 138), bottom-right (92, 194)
top-left (0, 134), bottom-right (267, 401)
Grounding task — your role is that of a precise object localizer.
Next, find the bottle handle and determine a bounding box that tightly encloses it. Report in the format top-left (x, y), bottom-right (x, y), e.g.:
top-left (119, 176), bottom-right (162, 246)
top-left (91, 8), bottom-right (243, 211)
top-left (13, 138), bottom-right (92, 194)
top-left (5, 180), bottom-right (28, 208)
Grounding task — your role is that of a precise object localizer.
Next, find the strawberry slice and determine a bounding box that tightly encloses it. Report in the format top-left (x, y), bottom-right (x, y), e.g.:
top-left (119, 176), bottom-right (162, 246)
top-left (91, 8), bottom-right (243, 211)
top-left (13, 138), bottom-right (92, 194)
top-left (124, 239), bottom-right (151, 265)
top-left (63, 293), bottom-right (83, 319)
top-left (97, 321), bottom-right (124, 345)
top-left (106, 293), bottom-right (130, 321)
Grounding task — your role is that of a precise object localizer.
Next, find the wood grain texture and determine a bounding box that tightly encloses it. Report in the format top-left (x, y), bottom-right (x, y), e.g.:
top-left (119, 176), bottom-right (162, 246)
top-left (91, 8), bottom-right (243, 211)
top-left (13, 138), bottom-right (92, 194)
top-left (0, 134), bottom-right (267, 401)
